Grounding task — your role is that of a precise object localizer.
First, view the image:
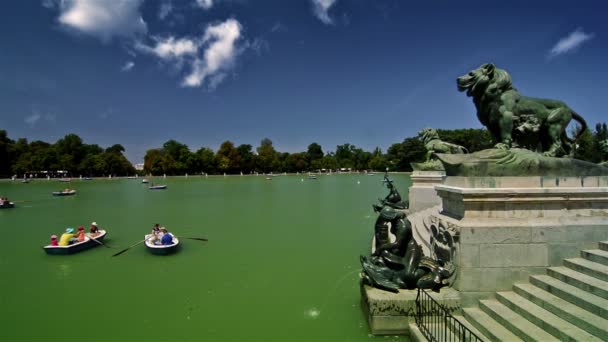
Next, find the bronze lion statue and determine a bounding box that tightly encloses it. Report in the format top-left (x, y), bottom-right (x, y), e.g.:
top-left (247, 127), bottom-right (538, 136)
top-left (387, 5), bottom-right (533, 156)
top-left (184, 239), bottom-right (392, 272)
top-left (419, 128), bottom-right (468, 162)
top-left (457, 63), bottom-right (587, 157)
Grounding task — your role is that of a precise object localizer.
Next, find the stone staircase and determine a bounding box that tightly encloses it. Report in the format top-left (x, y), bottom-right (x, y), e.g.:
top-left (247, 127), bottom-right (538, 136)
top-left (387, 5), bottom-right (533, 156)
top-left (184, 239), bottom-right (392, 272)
top-left (456, 241), bottom-right (608, 341)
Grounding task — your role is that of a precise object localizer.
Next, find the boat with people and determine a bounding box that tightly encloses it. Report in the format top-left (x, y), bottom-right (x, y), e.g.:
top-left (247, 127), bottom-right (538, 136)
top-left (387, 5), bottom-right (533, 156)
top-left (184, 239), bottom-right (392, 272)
top-left (43, 230), bottom-right (107, 255)
top-left (148, 185), bottom-right (167, 190)
top-left (144, 233), bottom-right (179, 255)
top-left (0, 198), bottom-right (15, 209)
top-left (52, 189), bottom-right (77, 196)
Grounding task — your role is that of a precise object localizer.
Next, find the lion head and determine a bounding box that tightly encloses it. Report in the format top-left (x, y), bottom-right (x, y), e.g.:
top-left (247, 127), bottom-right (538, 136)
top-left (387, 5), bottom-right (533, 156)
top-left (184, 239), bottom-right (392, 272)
top-left (457, 63), bottom-right (513, 99)
top-left (419, 128), bottom-right (440, 145)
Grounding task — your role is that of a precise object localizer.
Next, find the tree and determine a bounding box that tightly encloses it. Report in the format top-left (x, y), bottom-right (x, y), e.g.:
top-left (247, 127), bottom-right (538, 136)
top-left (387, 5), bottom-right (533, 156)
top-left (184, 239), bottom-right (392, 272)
top-left (237, 144), bottom-right (255, 174)
top-left (387, 137), bottom-right (426, 171)
top-left (256, 138), bottom-right (277, 173)
top-left (216, 141), bottom-right (240, 174)
top-left (194, 147), bottom-right (216, 174)
top-left (306, 143), bottom-right (324, 163)
top-left (435, 128), bottom-right (493, 153)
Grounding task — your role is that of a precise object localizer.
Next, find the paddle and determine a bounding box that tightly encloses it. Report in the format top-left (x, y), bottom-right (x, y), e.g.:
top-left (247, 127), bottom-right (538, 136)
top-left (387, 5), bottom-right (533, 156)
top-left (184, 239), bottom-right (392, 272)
top-left (180, 237), bottom-right (209, 242)
top-left (112, 240), bottom-right (145, 257)
top-left (88, 235), bottom-right (110, 248)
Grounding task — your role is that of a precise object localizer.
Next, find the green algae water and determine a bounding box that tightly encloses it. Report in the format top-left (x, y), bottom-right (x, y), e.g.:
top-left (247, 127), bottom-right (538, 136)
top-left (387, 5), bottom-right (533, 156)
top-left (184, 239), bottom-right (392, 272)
top-left (0, 174), bottom-right (411, 342)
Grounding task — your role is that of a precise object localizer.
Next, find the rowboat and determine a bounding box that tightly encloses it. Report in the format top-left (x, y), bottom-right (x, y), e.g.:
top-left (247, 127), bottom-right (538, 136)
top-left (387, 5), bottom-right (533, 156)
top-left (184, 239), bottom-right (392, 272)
top-left (43, 230), bottom-right (107, 255)
top-left (52, 190), bottom-right (77, 196)
top-left (142, 179), bottom-right (149, 184)
top-left (148, 185), bottom-right (167, 190)
top-left (58, 178), bottom-right (72, 182)
top-left (0, 201), bottom-right (15, 209)
top-left (144, 234), bottom-right (179, 255)
top-left (308, 174), bottom-right (317, 179)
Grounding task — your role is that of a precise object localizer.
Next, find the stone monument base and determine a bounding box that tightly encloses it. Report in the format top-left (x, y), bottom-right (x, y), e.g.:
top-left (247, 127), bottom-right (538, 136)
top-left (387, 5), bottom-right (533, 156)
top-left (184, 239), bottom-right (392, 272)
top-left (360, 280), bottom-right (461, 335)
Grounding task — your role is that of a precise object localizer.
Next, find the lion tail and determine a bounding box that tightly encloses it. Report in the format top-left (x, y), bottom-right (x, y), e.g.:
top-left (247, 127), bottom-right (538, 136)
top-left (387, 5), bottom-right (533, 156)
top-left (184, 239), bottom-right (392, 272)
top-left (570, 111), bottom-right (588, 142)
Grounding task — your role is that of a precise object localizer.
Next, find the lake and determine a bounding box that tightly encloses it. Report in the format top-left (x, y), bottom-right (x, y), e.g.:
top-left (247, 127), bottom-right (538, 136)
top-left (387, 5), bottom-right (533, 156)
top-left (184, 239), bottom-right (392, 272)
top-left (0, 173), bottom-right (412, 341)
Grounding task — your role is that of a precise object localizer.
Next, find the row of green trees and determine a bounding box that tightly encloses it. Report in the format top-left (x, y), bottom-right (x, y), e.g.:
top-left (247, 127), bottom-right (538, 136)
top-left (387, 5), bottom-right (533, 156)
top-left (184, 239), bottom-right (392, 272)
top-left (2, 124), bottom-right (607, 178)
top-left (0, 131), bottom-right (135, 177)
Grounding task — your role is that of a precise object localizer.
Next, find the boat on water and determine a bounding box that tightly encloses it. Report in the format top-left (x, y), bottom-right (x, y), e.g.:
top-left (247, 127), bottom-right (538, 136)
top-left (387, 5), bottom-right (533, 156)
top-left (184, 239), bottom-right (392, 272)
top-left (127, 176), bottom-right (137, 179)
top-left (0, 201), bottom-right (15, 209)
top-left (308, 174), bottom-right (317, 179)
top-left (142, 179), bottom-right (149, 184)
top-left (367, 173), bottom-right (375, 176)
top-left (52, 190), bottom-right (77, 196)
top-left (144, 234), bottom-right (179, 255)
top-left (43, 230), bottom-right (107, 255)
top-left (265, 177), bottom-right (272, 180)
top-left (83, 177), bottom-right (93, 180)
top-left (148, 185), bottom-right (167, 190)
top-left (58, 178), bottom-right (72, 182)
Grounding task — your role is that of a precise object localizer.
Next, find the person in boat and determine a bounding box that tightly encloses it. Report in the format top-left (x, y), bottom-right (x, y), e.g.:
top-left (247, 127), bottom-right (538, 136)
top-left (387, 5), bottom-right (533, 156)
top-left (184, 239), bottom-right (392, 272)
top-left (50, 235), bottom-right (58, 246)
top-left (58, 228), bottom-right (77, 246)
top-left (76, 226), bottom-right (86, 242)
top-left (160, 227), bottom-right (174, 245)
top-left (147, 224), bottom-right (161, 244)
top-left (90, 222), bottom-right (99, 236)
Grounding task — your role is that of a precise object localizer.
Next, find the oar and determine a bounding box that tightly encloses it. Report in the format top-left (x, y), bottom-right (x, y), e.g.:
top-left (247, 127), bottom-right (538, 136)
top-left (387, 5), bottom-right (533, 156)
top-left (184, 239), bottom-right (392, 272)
top-left (88, 235), bottom-right (110, 248)
top-left (112, 240), bottom-right (145, 257)
top-left (179, 237), bottom-right (209, 242)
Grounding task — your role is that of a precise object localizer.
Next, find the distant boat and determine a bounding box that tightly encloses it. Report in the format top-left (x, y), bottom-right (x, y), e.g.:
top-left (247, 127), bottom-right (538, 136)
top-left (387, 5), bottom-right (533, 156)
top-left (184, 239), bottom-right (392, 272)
top-left (142, 179), bottom-right (149, 184)
top-left (265, 177), bottom-right (272, 180)
top-left (58, 178), bottom-right (71, 182)
top-left (127, 176), bottom-right (137, 179)
top-left (21, 179), bottom-right (30, 183)
top-left (149, 185), bottom-right (167, 190)
top-left (0, 201), bottom-right (15, 209)
top-left (43, 230), bottom-right (107, 255)
top-left (144, 234), bottom-right (179, 255)
top-left (83, 177), bottom-right (93, 181)
top-left (52, 190), bottom-right (76, 196)
top-left (367, 173), bottom-right (375, 176)
top-left (308, 174), bottom-right (317, 180)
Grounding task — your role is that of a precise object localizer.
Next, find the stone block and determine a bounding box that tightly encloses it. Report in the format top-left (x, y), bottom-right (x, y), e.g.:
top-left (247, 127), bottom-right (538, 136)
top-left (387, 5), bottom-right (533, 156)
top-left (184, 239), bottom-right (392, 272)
top-left (458, 244), bottom-right (479, 267)
top-left (479, 243), bottom-right (548, 267)
top-left (455, 267), bottom-right (546, 292)
top-left (460, 226), bottom-right (532, 244)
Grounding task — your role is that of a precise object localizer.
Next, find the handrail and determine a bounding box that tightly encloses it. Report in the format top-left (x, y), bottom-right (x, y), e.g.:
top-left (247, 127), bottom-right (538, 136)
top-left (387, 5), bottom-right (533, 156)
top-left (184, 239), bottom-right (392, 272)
top-left (415, 288), bottom-right (484, 342)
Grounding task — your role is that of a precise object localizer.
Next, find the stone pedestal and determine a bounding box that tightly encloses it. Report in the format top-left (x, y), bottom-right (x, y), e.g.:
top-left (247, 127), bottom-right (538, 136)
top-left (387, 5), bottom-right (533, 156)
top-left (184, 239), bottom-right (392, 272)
top-left (433, 176), bottom-right (608, 306)
top-left (360, 281), bottom-right (461, 335)
top-left (409, 171), bottom-right (445, 212)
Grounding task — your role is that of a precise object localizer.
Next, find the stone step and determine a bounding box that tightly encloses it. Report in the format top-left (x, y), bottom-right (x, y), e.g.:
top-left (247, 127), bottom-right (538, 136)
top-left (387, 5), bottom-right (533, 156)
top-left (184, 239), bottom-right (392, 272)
top-left (450, 314), bottom-right (489, 341)
top-left (418, 323), bottom-right (459, 341)
top-left (513, 283), bottom-right (608, 340)
top-left (547, 266), bottom-right (608, 299)
top-left (462, 307), bottom-right (521, 341)
top-left (530, 274), bottom-right (608, 319)
top-left (496, 291), bottom-right (603, 341)
top-left (582, 249), bottom-right (608, 266)
top-left (599, 241), bottom-right (608, 251)
top-left (564, 257), bottom-right (608, 282)
top-left (479, 299), bottom-right (557, 341)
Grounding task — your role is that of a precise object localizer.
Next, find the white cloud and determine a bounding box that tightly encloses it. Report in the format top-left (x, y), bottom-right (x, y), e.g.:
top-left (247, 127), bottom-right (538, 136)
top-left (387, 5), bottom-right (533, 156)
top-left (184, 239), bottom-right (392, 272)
top-left (56, 0), bottom-right (147, 40)
top-left (148, 37), bottom-right (199, 60)
top-left (121, 61), bottom-right (135, 72)
top-left (196, 0), bottom-right (213, 10)
top-left (182, 19), bottom-right (242, 87)
top-left (549, 28), bottom-right (594, 58)
top-left (25, 110), bottom-right (55, 126)
top-left (135, 18), bottom-right (243, 89)
top-left (311, 0), bottom-right (337, 25)
top-left (25, 113), bottom-right (41, 125)
top-left (158, 1), bottom-right (173, 20)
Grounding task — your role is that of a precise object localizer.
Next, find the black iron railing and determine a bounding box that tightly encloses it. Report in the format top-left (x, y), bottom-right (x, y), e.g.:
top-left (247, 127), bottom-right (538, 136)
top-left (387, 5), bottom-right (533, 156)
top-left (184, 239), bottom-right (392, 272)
top-left (415, 288), bottom-right (484, 342)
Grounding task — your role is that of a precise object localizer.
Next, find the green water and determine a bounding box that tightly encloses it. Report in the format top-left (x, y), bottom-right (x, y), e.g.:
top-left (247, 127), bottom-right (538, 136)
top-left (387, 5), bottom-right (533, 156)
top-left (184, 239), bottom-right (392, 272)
top-left (0, 174), bottom-right (411, 342)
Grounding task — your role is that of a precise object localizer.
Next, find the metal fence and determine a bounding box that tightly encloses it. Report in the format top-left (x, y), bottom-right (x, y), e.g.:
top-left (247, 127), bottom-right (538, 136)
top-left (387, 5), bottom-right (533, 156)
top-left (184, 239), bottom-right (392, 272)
top-left (415, 288), bottom-right (484, 342)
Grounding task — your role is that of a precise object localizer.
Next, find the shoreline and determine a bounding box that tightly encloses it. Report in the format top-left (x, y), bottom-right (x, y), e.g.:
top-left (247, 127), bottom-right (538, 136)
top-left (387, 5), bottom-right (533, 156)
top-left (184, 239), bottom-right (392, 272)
top-left (0, 171), bottom-right (411, 181)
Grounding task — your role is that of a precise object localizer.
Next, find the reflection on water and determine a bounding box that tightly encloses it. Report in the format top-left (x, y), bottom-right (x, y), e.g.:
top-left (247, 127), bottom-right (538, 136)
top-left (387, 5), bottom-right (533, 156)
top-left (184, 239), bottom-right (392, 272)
top-left (305, 307), bottom-right (321, 319)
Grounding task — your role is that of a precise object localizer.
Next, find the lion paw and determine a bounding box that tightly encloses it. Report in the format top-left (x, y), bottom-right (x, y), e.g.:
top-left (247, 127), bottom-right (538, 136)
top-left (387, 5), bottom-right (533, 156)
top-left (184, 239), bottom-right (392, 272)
top-left (494, 143), bottom-right (510, 150)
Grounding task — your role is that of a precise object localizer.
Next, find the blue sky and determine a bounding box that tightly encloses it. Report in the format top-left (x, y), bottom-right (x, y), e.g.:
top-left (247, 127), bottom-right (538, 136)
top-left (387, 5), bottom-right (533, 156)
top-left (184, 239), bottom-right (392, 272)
top-left (0, 0), bottom-right (606, 162)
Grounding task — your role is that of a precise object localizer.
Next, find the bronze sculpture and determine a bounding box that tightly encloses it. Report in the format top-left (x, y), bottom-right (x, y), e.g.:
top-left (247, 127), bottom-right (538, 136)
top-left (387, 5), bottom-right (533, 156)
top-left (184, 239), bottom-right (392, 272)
top-left (360, 171), bottom-right (454, 293)
top-left (457, 63), bottom-right (587, 157)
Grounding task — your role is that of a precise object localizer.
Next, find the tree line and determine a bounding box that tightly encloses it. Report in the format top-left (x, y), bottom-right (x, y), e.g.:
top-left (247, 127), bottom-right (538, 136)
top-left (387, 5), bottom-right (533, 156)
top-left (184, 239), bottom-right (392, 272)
top-left (0, 131), bottom-right (135, 177)
top-left (2, 124), bottom-right (607, 178)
